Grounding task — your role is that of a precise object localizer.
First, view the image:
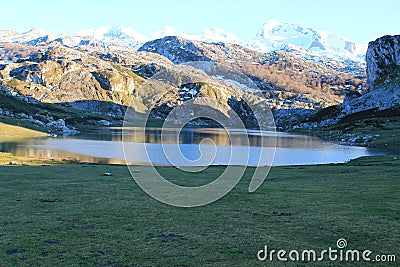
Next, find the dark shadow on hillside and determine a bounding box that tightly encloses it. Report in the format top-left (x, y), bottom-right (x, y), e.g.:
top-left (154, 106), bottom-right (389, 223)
top-left (0, 92), bottom-right (127, 130)
top-left (61, 100), bottom-right (127, 119)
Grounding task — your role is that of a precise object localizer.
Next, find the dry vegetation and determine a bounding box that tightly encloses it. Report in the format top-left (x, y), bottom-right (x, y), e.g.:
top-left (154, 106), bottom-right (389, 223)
top-left (0, 121), bottom-right (47, 141)
top-left (222, 51), bottom-right (366, 100)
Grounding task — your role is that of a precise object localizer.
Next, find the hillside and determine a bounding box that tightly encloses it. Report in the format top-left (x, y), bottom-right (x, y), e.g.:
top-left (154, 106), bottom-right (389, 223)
top-left (139, 36), bottom-right (365, 126)
top-left (0, 121), bottom-right (46, 141)
top-left (0, 25), bottom-right (369, 130)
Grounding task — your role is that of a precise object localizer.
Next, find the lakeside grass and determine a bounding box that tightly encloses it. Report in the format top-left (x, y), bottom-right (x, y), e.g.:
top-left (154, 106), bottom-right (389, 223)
top-left (294, 105), bottom-right (400, 153)
top-left (0, 156), bottom-right (399, 266)
top-left (0, 152), bottom-right (77, 166)
top-left (337, 115), bottom-right (400, 152)
top-left (0, 122), bottom-right (47, 142)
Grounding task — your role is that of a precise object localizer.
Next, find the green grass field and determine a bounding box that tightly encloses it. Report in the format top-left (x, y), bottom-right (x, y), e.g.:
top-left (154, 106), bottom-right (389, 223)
top-left (0, 156), bottom-right (399, 266)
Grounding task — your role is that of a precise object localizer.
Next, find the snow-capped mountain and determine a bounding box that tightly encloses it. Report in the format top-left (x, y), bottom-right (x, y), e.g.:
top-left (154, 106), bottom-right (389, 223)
top-left (253, 19), bottom-right (367, 60)
top-left (74, 25), bottom-right (247, 50)
top-left (147, 26), bottom-right (244, 45)
top-left (0, 28), bottom-right (53, 44)
top-left (140, 20), bottom-right (367, 63)
top-left (0, 20), bottom-right (367, 67)
top-left (147, 26), bottom-right (185, 41)
top-left (76, 25), bottom-right (147, 48)
top-left (185, 28), bottom-right (244, 44)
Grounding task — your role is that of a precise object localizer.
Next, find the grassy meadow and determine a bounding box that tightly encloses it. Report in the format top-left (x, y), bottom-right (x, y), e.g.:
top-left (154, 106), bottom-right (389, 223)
top-left (0, 156), bottom-right (399, 266)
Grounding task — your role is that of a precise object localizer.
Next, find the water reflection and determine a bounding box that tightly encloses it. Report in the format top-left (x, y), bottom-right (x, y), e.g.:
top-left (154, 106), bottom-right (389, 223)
top-left (64, 127), bottom-right (288, 148)
top-left (0, 139), bottom-right (126, 164)
top-left (0, 127), bottom-right (381, 166)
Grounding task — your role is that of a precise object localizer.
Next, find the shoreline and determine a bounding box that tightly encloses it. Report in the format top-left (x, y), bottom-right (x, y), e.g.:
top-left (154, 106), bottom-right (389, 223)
top-left (1, 117), bottom-right (399, 167)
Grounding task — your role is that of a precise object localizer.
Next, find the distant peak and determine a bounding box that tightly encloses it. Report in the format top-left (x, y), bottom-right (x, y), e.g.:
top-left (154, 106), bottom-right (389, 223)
top-left (262, 19), bottom-right (281, 32)
top-left (105, 25), bottom-right (142, 37)
top-left (149, 25), bottom-right (181, 40)
top-left (76, 25), bottom-right (146, 45)
top-left (24, 28), bottom-right (48, 36)
top-left (163, 25), bottom-right (179, 34)
top-left (258, 19), bottom-right (313, 38)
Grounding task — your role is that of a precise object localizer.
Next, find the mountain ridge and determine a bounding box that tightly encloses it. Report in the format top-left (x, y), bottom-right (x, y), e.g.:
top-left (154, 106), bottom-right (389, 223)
top-left (0, 20), bottom-right (367, 66)
top-left (256, 19), bottom-right (366, 56)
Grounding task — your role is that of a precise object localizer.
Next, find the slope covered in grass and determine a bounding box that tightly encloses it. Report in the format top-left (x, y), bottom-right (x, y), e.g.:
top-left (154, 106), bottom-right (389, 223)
top-left (0, 122), bottom-right (47, 142)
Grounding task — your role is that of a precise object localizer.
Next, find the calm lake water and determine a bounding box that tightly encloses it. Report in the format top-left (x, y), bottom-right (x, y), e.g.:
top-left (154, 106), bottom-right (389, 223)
top-left (0, 127), bottom-right (382, 166)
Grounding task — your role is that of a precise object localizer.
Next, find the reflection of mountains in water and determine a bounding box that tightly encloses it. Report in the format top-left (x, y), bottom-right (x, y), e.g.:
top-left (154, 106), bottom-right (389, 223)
top-left (74, 127), bottom-right (323, 148)
top-left (0, 140), bottom-right (126, 165)
top-left (0, 128), bottom-right (379, 166)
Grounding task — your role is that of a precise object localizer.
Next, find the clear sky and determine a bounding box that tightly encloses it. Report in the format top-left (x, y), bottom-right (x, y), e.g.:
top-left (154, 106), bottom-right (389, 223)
top-left (1, 0), bottom-right (398, 44)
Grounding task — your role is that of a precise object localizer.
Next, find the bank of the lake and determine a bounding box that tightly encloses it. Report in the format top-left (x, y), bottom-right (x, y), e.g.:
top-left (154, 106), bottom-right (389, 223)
top-left (0, 122), bottom-right (47, 142)
top-left (291, 105), bottom-right (400, 154)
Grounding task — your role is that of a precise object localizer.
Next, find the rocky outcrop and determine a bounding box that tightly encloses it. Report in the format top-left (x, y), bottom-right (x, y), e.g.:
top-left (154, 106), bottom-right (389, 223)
top-left (64, 100), bottom-right (126, 118)
top-left (341, 35), bottom-right (400, 114)
top-left (132, 63), bottom-right (164, 79)
top-left (0, 44), bottom-right (152, 115)
top-left (139, 36), bottom-right (211, 64)
top-left (46, 118), bottom-right (80, 135)
top-left (9, 64), bottom-right (45, 85)
top-left (138, 36), bottom-right (268, 64)
top-left (366, 35), bottom-right (400, 91)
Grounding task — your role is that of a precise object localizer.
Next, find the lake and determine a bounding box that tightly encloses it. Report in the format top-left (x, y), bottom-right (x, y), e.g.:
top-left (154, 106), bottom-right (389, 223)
top-left (0, 127), bottom-right (382, 166)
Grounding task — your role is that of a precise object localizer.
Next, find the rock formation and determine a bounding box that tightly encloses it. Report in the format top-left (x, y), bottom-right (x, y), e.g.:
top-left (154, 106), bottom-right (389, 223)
top-left (341, 35), bottom-right (400, 114)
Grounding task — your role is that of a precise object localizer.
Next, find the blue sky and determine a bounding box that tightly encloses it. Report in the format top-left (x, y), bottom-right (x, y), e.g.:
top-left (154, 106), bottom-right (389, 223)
top-left (1, 0), bottom-right (398, 44)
